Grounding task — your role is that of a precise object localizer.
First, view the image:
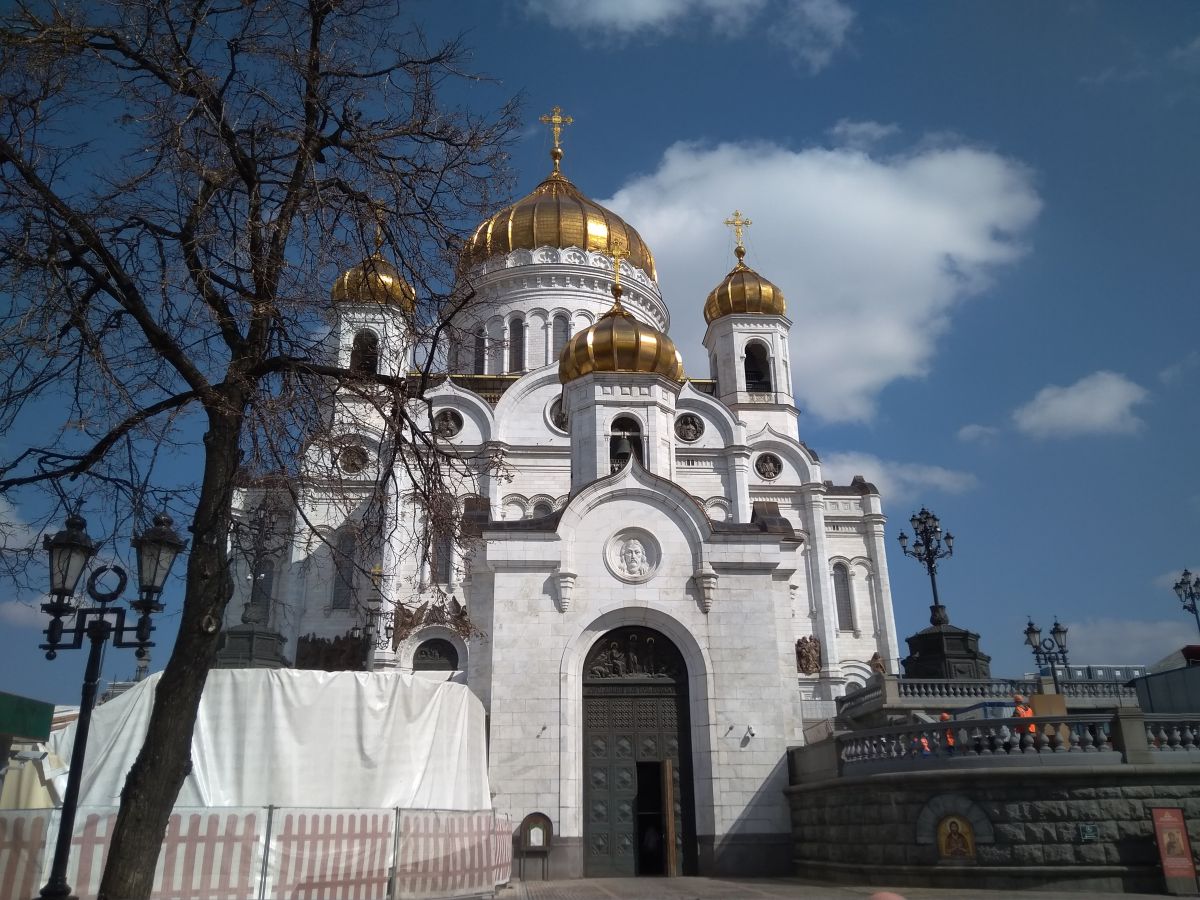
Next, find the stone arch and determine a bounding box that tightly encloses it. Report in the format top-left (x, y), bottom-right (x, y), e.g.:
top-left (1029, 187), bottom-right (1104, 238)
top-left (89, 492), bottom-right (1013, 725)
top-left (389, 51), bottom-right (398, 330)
top-left (396, 625), bottom-right (468, 680)
top-left (559, 606), bottom-right (716, 846)
top-left (915, 794), bottom-right (995, 845)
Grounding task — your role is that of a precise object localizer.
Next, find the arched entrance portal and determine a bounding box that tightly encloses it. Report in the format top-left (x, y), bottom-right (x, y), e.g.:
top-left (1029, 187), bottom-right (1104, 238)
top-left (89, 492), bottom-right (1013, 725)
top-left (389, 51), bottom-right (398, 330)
top-left (583, 627), bottom-right (696, 877)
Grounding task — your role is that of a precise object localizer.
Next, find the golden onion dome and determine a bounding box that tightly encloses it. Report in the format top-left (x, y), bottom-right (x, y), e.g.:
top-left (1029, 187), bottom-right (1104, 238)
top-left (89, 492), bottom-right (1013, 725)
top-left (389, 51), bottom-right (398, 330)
top-left (464, 148), bottom-right (657, 281)
top-left (330, 254), bottom-right (415, 312)
top-left (702, 245), bottom-right (786, 324)
top-left (559, 284), bottom-right (684, 384)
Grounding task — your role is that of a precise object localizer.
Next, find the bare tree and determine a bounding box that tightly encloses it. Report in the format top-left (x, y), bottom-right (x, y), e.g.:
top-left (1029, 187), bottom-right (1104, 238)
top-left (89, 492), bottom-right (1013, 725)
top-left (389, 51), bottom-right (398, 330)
top-left (0, 0), bottom-right (517, 895)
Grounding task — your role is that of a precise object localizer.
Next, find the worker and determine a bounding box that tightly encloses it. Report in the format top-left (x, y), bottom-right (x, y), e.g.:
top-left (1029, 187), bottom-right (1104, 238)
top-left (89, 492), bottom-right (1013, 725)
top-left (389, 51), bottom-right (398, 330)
top-left (1013, 693), bottom-right (1036, 735)
top-left (940, 712), bottom-right (956, 755)
top-left (911, 733), bottom-right (931, 757)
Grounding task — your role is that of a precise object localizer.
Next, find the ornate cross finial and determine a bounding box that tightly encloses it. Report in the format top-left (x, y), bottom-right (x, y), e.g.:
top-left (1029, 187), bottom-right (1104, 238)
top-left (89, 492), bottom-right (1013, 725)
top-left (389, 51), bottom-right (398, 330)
top-left (608, 237), bottom-right (629, 305)
top-left (539, 105), bottom-right (574, 175)
top-left (724, 209), bottom-right (752, 257)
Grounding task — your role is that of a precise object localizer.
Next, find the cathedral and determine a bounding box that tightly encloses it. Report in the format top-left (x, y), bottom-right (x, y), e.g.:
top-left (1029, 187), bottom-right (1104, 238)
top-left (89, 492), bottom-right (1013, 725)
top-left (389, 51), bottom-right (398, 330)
top-left (219, 109), bottom-right (900, 878)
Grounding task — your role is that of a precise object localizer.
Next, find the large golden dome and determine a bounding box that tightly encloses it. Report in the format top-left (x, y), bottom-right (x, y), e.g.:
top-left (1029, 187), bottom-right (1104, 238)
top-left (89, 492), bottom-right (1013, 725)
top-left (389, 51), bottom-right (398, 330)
top-left (331, 254), bottom-right (415, 312)
top-left (703, 246), bottom-right (786, 324)
top-left (559, 289), bottom-right (684, 384)
top-left (464, 153), bottom-right (657, 281)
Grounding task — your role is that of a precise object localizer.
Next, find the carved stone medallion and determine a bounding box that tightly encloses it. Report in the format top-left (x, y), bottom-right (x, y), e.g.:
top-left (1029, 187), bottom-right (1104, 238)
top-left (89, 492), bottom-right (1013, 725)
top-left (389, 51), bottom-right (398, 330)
top-left (604, 528), bottom-right (660, 584)
top-left (755, 452), bottom-right (782, 480)
top-left (674, 413), bottom-right (704, 443)
top-left (433, 409), bottom-right (463, 438)
top-left (549, 397), bottom-right (569, 432)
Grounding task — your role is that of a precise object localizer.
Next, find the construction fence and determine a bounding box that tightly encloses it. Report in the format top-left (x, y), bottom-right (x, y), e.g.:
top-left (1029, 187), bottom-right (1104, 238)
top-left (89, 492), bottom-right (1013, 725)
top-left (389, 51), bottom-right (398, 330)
top-left (0, 806), bottom-right (513, 900)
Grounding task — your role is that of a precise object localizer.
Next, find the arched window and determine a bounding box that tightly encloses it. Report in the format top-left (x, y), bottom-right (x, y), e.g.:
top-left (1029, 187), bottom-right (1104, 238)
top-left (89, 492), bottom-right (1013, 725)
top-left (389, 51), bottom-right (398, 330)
top-left (432, 525), bottom-right (454, 585)
top-left (473, 329), bottom-right (486, 374)
top-left (414, 638), bottom-right (459, 671)
top-left (609, 416), bottom-right (643, 472)
top-left (331, 530), bottom-right (358, 609)
top-left (744, 342), bottom-right (773, 392)
top-left (508, 316), bottom-right (525, 373)
top-left (530, 501), bottom-right (553, 519)
top-left (552, 314), bottom-right (570, 358)
top-left (350, 330), bottom-right (380, 375)
top-left (833, 563), bottom-right (854, 631)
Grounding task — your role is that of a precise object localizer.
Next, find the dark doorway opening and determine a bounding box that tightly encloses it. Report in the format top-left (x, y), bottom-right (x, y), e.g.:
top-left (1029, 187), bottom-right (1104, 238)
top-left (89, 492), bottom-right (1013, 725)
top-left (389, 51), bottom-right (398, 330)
top-left (636, 762), bottom-right (665, 875)
top-left (582, 626), bottom-right (696, 877)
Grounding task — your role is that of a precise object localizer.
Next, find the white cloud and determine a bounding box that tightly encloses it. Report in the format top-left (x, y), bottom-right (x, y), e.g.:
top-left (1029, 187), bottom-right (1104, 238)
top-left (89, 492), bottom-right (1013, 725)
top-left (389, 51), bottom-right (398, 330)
top-left (1065, 618), bottom-right (1186, 667)
top-left (821, 451), bottom-right (977, 504)
top-left (1169, 34), bottom-right (1200, 68)
top-left (0, 495), bottom-right (37, 551)
top-left (1011, 371), bottom-right (1149, 439)
top-left (520, 0), bottom-right (765, 36)
top-left (602, 138), bottom-right (1040, 422)
top-left (956, 423), bottom-right (999, 444)
top-left (520, 0), bottom-right (853, 70)
top-left (827, 119), bottom-right (898, 150)
top-left (0, 600), bottom-right (46, 628)
top-left (774, 0), bottom-right (855, 73)
top-left (1159, 350), bottom-right (1199, 385)
top-left (1153, 567), bottom-right (1198, 591)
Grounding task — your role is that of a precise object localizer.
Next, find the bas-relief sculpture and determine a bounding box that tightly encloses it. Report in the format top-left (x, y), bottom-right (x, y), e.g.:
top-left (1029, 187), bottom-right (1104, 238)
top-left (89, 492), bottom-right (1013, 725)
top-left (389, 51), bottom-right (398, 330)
top-left (619, 538), bottom-right (649, 577)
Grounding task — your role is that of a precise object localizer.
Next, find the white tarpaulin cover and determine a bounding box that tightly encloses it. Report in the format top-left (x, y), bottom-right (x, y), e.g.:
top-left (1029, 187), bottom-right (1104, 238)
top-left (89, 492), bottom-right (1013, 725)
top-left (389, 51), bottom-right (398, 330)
top-left (48, 669), bottom-right (491, 810)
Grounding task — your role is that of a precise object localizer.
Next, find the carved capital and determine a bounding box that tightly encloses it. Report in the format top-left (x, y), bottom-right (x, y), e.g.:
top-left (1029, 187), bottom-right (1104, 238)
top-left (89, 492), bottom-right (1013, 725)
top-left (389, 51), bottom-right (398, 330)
top-left (555, 569), bottom-right (577, 613)
top-left (693, 563), bottom-right (718, 614)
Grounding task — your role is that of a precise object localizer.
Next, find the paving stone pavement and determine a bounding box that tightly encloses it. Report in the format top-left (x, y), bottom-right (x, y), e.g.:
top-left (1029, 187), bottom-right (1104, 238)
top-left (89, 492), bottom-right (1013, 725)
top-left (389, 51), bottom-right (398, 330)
top-left (506, 877), bottom-right (1167, 900)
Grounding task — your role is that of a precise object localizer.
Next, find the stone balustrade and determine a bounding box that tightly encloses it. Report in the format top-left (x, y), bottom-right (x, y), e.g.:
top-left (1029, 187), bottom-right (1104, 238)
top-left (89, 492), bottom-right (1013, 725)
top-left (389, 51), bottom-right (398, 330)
top-left (838, 715), bottom-right (1123, 775)
top-left (1144, 715), bottom-right (1200, 758)
top-left (836, 675), bottom-right (1140, 724)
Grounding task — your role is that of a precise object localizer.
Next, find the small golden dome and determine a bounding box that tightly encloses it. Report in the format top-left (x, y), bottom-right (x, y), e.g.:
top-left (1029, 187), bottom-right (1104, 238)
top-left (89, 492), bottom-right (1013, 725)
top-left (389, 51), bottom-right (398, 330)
top-left (702, 246), bottom-right (786, 324)
top-left (464, 173), bottom-right (657, 281)
top-left (330, 254), bottom-right (415, 312)
top-left (559, 291), bottom-right (684, 384)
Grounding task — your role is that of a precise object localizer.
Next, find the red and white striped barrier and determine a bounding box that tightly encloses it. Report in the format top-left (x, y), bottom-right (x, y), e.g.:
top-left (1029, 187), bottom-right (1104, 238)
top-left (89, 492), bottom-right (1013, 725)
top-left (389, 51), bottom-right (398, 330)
top-left (0, 807), bottom-right (513, 900)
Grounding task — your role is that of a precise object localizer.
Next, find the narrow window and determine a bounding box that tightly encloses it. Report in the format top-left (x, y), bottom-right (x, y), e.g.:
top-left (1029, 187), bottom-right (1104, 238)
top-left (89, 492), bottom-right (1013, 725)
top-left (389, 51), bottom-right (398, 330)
top-left (250, 558), bottom-right (275, 608)
top-left (744, 342), bottom-right (772, 392)
top-left (610, 416), bottom-right (644, 472)
top-left (474, 329), bottom-right (486, 374)
top-left (331, 530), bottom-right (358, 609)
top-left (508, 316), bottom-right (525, 373)
top-left (433, 526), bottom-right (453, 584)
top-left (833, 564), bottom-right (853, 630)
top-left (552, 314), bottom-right (570, 357)
top-left (350, 330), bottom-right (380, 375)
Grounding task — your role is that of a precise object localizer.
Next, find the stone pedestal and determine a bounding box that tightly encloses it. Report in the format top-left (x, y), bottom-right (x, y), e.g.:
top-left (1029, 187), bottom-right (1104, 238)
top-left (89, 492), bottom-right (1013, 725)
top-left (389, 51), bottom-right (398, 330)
top-left (215, 623), bottom-right (289, 668)
top-left (901, 604), bottom-right (991, 680)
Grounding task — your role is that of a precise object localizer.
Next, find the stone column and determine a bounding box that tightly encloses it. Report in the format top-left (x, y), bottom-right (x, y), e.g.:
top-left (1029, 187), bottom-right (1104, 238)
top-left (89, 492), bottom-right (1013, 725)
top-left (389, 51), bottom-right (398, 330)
top-left (863, 510), bottom-right (900, 673)
top-left (801, 484), bottom-right (844, 697)
top-left (728, 447), bottom-right (752, 523)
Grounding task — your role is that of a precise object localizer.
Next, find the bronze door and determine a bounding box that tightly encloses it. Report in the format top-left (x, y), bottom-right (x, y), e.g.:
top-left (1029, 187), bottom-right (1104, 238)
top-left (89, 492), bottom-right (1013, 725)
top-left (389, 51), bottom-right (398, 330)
top-left (582, 627), bottom-right (694, 877)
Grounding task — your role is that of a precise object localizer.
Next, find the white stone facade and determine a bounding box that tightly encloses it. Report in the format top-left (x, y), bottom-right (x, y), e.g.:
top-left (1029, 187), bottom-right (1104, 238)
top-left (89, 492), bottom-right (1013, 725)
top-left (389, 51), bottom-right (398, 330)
top-left (223, 182), bottom-right (899, 877)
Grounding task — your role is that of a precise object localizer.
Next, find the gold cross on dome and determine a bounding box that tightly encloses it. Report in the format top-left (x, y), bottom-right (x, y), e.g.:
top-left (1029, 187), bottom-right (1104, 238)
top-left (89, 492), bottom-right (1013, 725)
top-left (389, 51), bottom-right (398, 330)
top-left (609, 237), bottom-right (629, 297)
top-left (539, 105), bottom-right (574, 174)
top-left (724, 210), bottom-right (752, 251)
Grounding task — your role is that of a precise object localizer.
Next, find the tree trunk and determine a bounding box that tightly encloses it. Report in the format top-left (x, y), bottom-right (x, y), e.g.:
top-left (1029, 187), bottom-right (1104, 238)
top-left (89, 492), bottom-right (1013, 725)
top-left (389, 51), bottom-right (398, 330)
top-left (98, 397), bottom-right (245, 900)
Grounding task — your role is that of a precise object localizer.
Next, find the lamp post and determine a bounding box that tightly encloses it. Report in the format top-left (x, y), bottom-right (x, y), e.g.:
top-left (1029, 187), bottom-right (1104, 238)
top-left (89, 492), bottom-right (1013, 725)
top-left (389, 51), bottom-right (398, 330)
top-left (1172, 569), bottom-right (1200, 635)
top-left (897, 507), bottom-right (955, 626)
top-left (1024, 617), bottom-right (1069, 693)
top-left (37, 510), bottom-right (186, 900)
top-left (350, 566), bottom-right (391, 669)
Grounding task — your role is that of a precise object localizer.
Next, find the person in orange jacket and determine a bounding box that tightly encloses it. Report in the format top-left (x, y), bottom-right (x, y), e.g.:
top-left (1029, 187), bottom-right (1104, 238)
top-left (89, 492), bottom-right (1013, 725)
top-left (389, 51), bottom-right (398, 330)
top-left (940, 711), bottom-right (956, 755)
top-left (1013, 693), bottom-right (1036, 734)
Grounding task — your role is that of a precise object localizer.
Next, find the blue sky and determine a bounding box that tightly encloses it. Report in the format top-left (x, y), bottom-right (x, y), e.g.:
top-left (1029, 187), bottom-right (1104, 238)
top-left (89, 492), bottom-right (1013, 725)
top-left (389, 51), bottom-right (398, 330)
top-left (3, 0), bottom-right (1199, 703)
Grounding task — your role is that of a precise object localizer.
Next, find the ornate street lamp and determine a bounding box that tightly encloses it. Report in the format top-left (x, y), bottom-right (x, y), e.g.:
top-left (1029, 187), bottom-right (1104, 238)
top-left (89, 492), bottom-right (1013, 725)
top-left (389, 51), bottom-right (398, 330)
top-left (350, 566), bottom-right (392, 667)
top-left (1024, 617), bottom-right (1069, 693)
top-left (1172, 569), bottom-right (1200, 634)
top-left (897, 507), bottom-right (955, 626)
top-left (38, 510), bottom-right (186, 900)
